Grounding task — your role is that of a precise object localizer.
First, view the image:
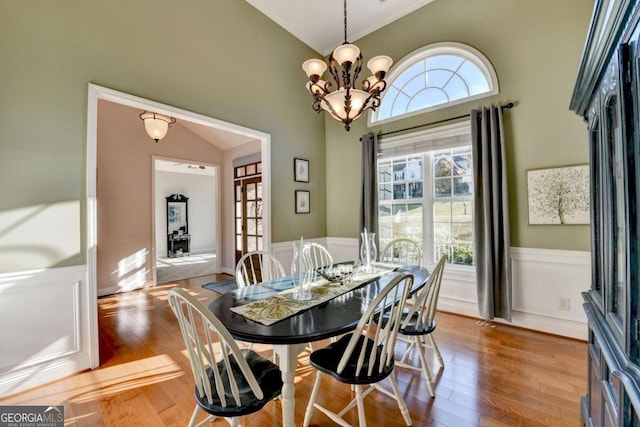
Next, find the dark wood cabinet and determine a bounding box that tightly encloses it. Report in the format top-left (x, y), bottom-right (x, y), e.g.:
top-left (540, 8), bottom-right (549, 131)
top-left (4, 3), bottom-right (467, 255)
top-left (571, 1), bottom-right (640, 426)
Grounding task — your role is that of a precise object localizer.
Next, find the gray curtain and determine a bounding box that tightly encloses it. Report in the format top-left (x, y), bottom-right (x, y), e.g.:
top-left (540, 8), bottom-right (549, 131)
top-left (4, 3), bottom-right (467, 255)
top-left (359, 134), bottom-right (380, 254)
top-left (471, 105), bottom-right (512, 322)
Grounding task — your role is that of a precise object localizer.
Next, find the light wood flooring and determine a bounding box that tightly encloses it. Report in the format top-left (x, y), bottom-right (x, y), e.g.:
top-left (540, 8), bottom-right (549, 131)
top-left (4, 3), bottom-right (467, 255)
top-left (0, 274), bottom-right (587, 426)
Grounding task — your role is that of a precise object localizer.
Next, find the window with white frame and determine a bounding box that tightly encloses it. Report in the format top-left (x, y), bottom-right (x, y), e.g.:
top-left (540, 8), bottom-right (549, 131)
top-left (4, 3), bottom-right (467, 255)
top-left (370, 42), bottom-right (499, 125)
top-left (377, 123), bottom-right (475, 267)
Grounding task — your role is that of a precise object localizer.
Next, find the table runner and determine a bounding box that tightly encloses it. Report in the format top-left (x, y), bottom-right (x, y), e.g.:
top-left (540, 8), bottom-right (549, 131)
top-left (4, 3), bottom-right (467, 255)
top-left (230, 264), bottom-right (400, 326)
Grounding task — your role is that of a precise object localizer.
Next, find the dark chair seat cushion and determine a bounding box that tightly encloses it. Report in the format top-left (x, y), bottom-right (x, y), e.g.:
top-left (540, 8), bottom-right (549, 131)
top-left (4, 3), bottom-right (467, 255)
top-left (399, 311), bottom-right (436, 336)
top-left (379, 307), bottom-right (437, 336)
top-left (195, 349), bottom-right (283, 417)
top-left (309, 334), bottom-right (394, 385)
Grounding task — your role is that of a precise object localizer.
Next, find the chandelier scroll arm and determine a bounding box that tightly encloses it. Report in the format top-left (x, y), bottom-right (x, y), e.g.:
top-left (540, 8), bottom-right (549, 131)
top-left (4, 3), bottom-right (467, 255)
top-left (368, 94), bottom-right (381, 110)
top-left (311, 97), bottom-right (323, 113)
top-left (328, 55), bottom-right (342, 92)
top-left (351, 53), bottom-right (363, 88)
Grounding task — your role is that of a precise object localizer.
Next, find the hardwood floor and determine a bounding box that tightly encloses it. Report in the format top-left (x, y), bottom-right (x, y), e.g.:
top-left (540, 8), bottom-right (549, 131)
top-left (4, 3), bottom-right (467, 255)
top-left (0, 274), bottom-right (587, 426)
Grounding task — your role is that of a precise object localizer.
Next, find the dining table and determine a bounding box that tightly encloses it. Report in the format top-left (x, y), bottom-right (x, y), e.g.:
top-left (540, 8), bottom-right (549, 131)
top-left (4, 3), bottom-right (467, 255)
top-left (207, 262), bottom-right (430, 427)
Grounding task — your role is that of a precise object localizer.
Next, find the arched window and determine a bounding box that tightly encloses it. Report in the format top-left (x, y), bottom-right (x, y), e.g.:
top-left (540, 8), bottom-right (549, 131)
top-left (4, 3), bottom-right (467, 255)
top-left (370, 42), bottom-right (499, 125)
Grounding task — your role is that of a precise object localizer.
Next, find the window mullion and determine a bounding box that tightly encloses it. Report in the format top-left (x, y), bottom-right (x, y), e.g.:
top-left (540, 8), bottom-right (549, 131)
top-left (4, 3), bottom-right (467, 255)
top-left (424, 152), bottom-right (434, 265)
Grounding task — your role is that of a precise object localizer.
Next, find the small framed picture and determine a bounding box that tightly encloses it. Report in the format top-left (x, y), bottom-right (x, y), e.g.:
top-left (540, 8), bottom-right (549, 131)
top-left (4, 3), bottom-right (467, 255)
top-left (294, 158), bottom-right (309, 183)
top-left (295, 190), bottom-right (310, 214)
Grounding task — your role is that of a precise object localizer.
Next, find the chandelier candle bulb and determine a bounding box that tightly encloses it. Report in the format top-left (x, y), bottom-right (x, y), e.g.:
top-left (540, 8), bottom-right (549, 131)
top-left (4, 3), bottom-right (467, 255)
top-left (332, 44), bottom-right (361, 65)
top-left (302, 59), bottom-right (327, 78)
top-left (367, 55), bottom-right (393, 75)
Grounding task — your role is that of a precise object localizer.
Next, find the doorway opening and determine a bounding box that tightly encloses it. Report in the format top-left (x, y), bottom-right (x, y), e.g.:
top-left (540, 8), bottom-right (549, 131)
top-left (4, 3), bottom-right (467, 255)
top-left (154, 157), bottom-right (219, 284)
top-left (86, 83), bottom-right (272, 367)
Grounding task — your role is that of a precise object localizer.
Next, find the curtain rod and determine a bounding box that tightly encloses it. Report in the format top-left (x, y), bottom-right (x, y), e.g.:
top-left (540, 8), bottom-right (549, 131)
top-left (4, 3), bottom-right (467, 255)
top-left (360, 102), bottom-right (515, 141)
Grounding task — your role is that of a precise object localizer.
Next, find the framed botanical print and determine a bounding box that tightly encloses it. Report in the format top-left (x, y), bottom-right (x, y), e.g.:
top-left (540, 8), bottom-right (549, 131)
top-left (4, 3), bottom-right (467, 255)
top-left (294, 158), bottom-right (309, 182)
top-left (295, 190), bottom-right (310, 214)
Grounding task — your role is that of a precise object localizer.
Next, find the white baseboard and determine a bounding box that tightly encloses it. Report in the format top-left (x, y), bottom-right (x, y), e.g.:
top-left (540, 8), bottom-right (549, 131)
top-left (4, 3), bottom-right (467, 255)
top-left (97, 278), bottom-right (154, 297)
top-left (438, 297), bottom-right (588, 340)
top-left (221, 267), bottom-right (234, 276)
top-left (190, 247), bottom-right (216, 255)
top-left (97, 285), bottom-right (120, 297)
top-left (508, 310), bottom-right (588, 340)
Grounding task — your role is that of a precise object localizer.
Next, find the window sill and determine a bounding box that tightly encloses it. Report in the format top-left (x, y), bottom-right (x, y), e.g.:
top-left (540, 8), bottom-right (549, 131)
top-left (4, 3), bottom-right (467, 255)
top-left (425, 263), bottom-right (475, 281)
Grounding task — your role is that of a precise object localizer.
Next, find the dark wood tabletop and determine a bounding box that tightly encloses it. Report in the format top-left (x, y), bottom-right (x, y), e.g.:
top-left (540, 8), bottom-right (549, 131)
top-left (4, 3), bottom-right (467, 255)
top-left (207, 264), bottom-right (430, 345)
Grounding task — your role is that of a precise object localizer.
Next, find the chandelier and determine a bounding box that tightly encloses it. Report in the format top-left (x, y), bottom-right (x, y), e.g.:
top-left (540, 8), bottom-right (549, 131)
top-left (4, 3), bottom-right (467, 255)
top-left (302, 0), bottom-right (393, 131)
top-left (139, 111), bottom-right (176, 143)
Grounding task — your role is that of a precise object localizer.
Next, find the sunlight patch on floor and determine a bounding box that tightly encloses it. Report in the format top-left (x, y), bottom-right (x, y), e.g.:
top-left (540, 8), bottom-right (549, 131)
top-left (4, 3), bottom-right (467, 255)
top-left (53, 355), bottom-right (182, 404)
top-left (156, 253), bottom-right (217, 284)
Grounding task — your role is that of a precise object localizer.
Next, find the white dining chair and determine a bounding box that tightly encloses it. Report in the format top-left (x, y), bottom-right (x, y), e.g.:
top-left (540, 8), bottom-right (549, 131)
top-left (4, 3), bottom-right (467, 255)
top-left (305, 242), bottom-right (334, 270)
top-left (395, 255), bottom-right (446, 397)
top-left (303, 273), bottom-right (414, 427)
top-left (381, 238), bottom-right (423, 266)
top-left (235, 250), bottom-right (286, 360)
top-left (235, 250), bottom-right (286, 288)
top-left (167, 287), bottom-right (283, 427)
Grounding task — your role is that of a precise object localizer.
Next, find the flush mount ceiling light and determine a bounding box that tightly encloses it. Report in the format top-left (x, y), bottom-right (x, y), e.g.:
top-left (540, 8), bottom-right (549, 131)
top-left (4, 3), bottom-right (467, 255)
top-left (139, 111), bottom-right (176, 143)
top-left (302, 0), bottom-right (393, 131)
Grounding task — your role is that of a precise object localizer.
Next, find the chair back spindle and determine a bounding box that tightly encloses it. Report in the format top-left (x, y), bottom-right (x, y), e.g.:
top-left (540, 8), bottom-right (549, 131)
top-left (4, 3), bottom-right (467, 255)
top-left (337, 273), bottom-right (413, 377)
top-left (168, 288), bottom-right (265, 407)
top-left (305, 243), bottom-right (334, 270)
top-left (381, 238), bottom-right (423, 266)
top-left (401, 256), bottom-right (446, 331)
top-left (235, 250), bottom-right (286, 287)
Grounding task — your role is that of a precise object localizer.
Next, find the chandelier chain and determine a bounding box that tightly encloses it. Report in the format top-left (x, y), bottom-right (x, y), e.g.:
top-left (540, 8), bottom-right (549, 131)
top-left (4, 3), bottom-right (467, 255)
top-left (343, 0), bottom-right (348, 43)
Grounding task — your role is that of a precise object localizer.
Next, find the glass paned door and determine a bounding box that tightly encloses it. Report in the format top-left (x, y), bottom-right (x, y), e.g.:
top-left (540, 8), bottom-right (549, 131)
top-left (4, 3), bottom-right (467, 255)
top-left (234, 163), bottom-right (262, 264)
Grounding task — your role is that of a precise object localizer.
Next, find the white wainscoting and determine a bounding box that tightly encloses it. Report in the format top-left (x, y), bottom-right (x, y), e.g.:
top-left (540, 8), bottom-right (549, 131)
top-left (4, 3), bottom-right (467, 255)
top-left (273, 239), bottom-right (590, 340)
top-left (0, 265), bottom-right (93, 397)
top-left (509, 247), bottom-right (589, 339)
top-left (271, 237), bottom-right (330, 272)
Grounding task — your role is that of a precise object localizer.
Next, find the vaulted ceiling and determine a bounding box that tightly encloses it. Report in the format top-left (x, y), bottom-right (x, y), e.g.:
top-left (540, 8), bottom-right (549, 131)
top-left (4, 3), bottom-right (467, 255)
top-left (168, 1), bottom-right (439, 148)
top-left (245, 0), bottom-right (436, 54)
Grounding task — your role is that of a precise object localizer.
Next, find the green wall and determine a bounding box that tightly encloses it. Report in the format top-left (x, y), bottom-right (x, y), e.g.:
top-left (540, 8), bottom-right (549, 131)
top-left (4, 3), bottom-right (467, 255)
top-left (0, 0), bottom-right (326, 273)
top-left (0, 0), bottom-right (597, 275)
top-left (325, 0), bottom-right (593, 251)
